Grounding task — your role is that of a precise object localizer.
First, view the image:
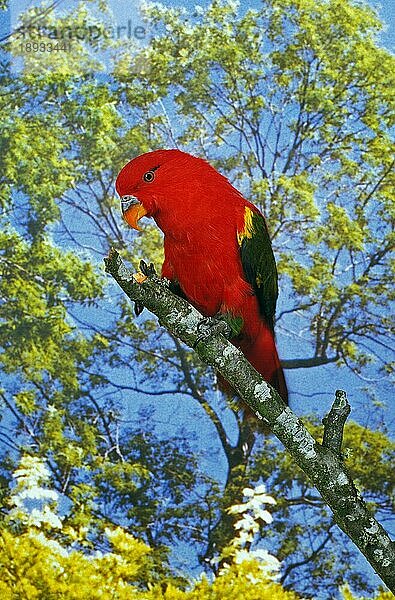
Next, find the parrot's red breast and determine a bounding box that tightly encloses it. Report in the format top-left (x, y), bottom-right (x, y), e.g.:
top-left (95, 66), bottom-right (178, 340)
top-left (116, 149), bottom-right (288, 404)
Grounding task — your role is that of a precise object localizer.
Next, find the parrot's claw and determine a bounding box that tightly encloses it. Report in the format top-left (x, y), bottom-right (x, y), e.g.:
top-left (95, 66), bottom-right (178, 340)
top-left (193, 316), bottom-right (232, 349)
top-left (134, 302), bottom-right (144, 316)
top-left (139, 260), bottom-right (156, 277)
top-left (132, 261), bottom-right (156, 285)
top-left (133, 272), bottom-right (148, 284)
top-left (132, 260), bottom-right (157, 315)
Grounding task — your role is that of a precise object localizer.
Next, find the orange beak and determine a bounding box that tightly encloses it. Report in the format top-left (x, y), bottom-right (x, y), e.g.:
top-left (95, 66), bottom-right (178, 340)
top-left (121, 196), bottom-right (148, 231)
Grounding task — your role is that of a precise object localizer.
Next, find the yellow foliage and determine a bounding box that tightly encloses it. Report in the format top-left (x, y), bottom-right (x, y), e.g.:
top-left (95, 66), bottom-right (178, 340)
top-left (0, 528), bottom-right (301, 600)
top-left (181, 562), bottom-right (300, 600)
top-left (341, 584), bottom-right (393, 600)
top-left (0, 528), bottom-right (149, 599)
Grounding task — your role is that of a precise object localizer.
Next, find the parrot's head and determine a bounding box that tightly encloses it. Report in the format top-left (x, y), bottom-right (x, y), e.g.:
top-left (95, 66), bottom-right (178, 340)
top-left (116, 149), bottom-right (174, 230)
top-left (116, 148), bottom-right (236, 231)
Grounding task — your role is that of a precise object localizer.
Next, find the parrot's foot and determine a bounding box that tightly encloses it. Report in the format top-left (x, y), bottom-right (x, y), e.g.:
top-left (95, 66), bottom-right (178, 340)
top-left (131, 272), bottom-right (147, 317)
top-left (139, 260), bottom-right (156, 277)
top-left (193, 315), bottom-right (233, 349)
top-left (131, 261), bottom-right (157, 316)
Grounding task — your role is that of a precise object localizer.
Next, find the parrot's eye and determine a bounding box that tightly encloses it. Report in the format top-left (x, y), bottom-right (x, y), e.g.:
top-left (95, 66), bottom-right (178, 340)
top-left (143, 170), bottom-right (156, 183)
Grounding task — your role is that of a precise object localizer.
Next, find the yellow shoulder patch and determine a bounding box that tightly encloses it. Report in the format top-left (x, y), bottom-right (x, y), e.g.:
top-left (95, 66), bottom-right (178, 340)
top-left (237, 206), bottom-right (255, 246)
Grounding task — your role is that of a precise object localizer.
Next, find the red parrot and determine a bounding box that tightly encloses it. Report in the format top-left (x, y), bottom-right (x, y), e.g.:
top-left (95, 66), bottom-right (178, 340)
top-left (116, 149), bottom-right (288, 404)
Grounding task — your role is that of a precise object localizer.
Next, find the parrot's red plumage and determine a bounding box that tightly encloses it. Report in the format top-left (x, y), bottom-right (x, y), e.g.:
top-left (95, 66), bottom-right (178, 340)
top-left (116, 149), bottom-right (288, 405)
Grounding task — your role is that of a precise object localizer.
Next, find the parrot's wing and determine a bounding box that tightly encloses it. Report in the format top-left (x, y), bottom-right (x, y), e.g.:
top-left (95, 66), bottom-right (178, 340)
top-left (237, 207), bottom-right (278, 331)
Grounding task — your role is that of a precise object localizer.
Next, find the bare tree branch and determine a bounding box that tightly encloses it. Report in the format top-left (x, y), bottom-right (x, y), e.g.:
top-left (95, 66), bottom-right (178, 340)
top-left (282, 355), bottom-right (339, 369)
top-left (104, 248), bottom-right (395, 593)
top-left (322, 390), bottom-right (351, 456)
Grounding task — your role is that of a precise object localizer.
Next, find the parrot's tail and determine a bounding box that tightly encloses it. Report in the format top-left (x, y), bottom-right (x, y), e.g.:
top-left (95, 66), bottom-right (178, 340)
top-left (238, 323), bottom-right (288, 405)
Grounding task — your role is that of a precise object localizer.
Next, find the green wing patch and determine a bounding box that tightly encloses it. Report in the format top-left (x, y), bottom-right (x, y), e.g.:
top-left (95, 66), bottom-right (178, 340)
top-left (238, 207), bottom-right (278, 331)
